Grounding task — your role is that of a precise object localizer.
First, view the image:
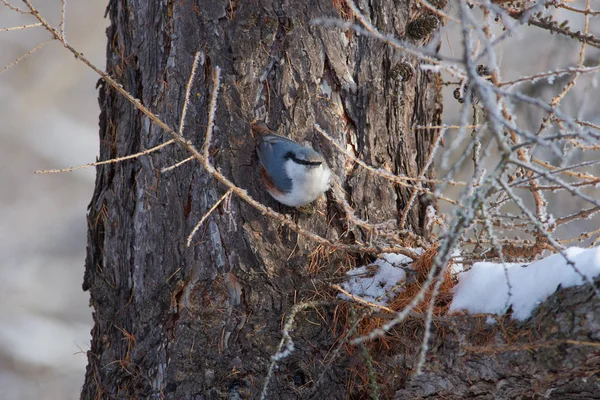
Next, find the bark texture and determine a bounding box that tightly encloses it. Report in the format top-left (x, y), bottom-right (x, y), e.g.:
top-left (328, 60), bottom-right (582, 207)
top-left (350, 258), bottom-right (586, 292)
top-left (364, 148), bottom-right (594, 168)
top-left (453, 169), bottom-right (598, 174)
top-left (82, 0), bottom-right (441, 398)
top-left (392, 278), bottom-right (600, 400)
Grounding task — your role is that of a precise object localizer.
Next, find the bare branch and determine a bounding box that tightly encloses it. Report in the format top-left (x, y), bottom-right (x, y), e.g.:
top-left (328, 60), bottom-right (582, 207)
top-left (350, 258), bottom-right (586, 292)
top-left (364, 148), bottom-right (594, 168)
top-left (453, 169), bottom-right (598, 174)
top-left (35, 139), bottom-right (176, 174)
top-left (187, 189), bottom-right (233, 247)
top-left (0, 41), bottom-right (48, 74)
top-left (0, 22), bottom-right (42, 31)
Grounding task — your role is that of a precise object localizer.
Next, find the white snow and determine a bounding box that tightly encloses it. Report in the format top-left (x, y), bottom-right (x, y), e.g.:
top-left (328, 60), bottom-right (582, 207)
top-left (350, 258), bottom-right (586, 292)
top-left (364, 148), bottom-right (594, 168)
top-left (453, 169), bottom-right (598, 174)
top-left (340, 253), bottom-right (417, 306)
top-left (449, 247), bottom-right (600, 320)
top-left (420, 64), bottom-right (443, 73)
top-left (340, 247), bottom-right (600, 322)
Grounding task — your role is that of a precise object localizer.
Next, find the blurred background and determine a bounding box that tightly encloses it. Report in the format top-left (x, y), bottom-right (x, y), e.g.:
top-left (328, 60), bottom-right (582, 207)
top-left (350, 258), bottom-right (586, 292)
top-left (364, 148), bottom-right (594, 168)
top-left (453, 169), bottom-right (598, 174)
top-left (0, 1), bottom-right (106, 399)
top-left (0, 1), bottom-right (597, 399)
top-left (439, 3), bottom-right (600, 245)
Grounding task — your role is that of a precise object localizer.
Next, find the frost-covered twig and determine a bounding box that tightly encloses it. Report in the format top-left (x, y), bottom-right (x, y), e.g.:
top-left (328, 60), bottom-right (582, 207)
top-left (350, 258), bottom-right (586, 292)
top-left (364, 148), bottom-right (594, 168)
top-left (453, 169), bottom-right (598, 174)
top-left (400, 128), bottom-right (447, 228)
top-left (260, 301), bottom-right (326, 400)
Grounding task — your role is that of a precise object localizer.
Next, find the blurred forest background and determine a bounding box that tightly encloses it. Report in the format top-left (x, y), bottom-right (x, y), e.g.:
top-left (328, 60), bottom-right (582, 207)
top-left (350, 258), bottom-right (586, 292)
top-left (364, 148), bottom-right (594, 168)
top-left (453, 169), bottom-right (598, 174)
top-left (0, 1), bottom-right (106, 399)
top-left (0, 1), bottom-right (597, 399)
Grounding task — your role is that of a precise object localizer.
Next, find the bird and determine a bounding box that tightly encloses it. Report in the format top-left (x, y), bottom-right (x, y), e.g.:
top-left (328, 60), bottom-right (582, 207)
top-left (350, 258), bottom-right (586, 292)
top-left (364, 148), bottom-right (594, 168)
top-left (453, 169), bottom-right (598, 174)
top-left (253, 122), bottom-right (331, 207)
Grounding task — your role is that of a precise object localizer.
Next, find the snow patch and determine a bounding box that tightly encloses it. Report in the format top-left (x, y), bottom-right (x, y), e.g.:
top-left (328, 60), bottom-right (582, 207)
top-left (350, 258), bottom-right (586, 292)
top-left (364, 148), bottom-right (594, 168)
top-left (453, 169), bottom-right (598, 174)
top-left (449, 247), bottom-right (600, 320)
top-left (340, 252), bottom-right (419, 306)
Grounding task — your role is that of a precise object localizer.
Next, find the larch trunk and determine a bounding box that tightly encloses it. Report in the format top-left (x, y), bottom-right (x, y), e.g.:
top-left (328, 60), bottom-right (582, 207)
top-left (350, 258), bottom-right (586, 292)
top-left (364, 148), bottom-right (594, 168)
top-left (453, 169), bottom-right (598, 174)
top-left (82, 0), bottom-right (442, 398)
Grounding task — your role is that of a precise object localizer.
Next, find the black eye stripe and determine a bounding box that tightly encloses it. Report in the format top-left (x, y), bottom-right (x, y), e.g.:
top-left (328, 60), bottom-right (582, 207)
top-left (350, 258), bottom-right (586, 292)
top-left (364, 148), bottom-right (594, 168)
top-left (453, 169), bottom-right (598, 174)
top-left (284, 151), bottom-right (322, 166)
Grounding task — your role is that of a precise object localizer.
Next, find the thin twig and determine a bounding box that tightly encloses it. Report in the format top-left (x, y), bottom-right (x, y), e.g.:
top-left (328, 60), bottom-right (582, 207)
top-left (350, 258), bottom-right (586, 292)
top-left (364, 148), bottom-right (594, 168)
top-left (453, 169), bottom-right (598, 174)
top-left (260, 301), bottom-right (326, 400)
top-left (1, 0), bottom-right (31, 14)
top-left (161, 156), bottom-right (194, 173)
top-left (187, 189), bottom-right (233, 247)
top-left (499, 65), bottom-right (600, 87)
top-left (332, 284), bottom-right (395, 313)
top-left (400, 128), bottom-right (446, 228)
top-left (179, 51), bottom-right (202, 136)
top-left (1, 41), bottom-right (48, 74)
top-left (35, 139), bottom-right (176, 174)
top-left (59, 0), bottom-right (66, 38)
top-left (0, 22), bottom-right (42, 31)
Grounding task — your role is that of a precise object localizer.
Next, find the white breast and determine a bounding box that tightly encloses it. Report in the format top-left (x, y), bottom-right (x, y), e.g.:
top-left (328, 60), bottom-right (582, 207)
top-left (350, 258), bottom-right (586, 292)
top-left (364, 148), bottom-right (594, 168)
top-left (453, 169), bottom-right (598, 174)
top-left (270, 161), bottom-right (331, 207)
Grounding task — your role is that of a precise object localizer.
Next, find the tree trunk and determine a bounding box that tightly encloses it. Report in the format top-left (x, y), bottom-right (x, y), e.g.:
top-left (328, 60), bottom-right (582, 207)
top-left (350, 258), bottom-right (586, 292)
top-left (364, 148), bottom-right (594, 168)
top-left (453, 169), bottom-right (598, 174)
top-left (82, 0), bottom-right (441, 398)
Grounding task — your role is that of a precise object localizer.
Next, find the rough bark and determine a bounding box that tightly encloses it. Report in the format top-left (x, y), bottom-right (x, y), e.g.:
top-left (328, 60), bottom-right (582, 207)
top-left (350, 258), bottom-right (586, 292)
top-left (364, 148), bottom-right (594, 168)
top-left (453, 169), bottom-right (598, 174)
top-left (392, 278), bottom-right (600, 400)
top-left (82, 0), bottom-right (440, 398)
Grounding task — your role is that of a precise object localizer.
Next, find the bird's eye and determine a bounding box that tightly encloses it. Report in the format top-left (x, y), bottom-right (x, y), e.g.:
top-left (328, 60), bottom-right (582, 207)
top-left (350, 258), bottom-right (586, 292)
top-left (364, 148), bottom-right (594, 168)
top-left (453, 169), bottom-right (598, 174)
top-left (285, 151), bottom-right (322, 166)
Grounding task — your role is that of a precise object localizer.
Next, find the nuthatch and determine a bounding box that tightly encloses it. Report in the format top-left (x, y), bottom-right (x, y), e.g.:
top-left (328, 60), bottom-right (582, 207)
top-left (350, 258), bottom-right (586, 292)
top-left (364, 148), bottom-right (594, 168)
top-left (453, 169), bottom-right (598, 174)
top-left (253, 122), bottom-right (331, 207)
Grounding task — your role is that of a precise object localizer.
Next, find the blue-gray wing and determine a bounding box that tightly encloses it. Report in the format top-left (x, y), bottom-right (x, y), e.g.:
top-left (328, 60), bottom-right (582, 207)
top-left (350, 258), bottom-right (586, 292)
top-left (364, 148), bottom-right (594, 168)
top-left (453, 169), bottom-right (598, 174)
top-left (256, 134), bottom-right (296, 192)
